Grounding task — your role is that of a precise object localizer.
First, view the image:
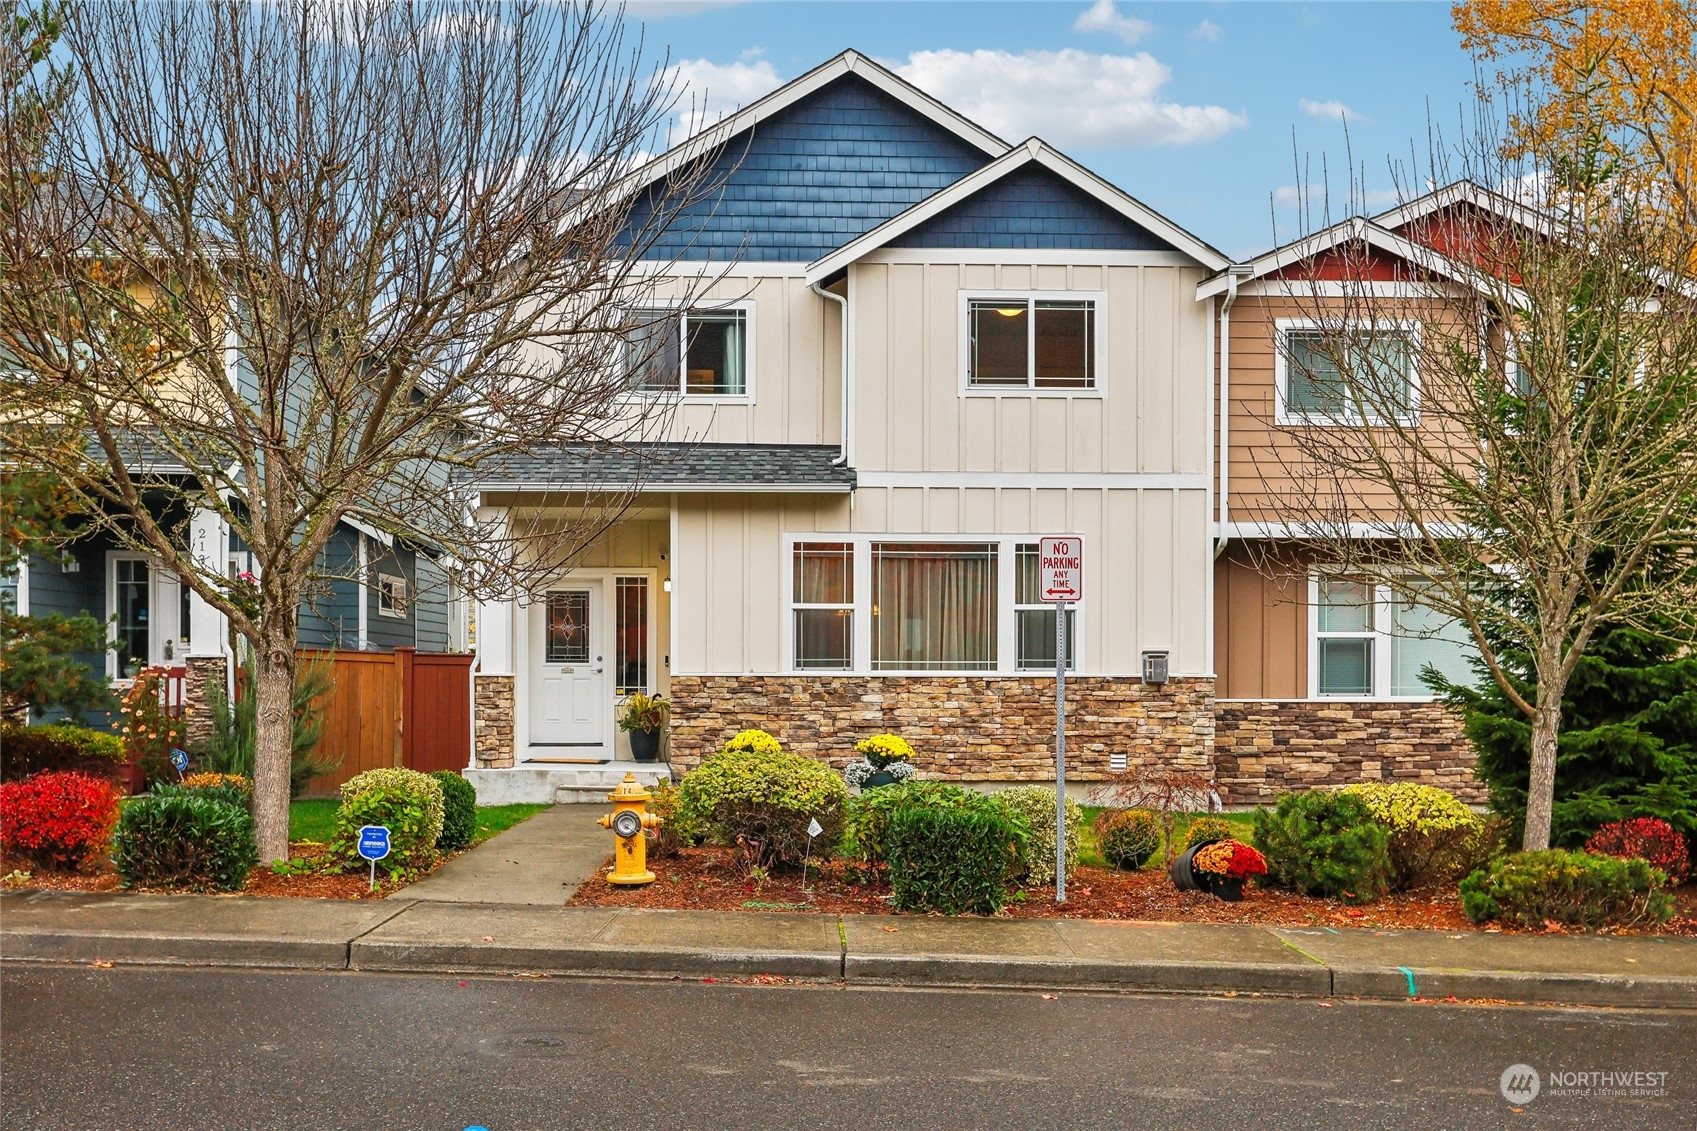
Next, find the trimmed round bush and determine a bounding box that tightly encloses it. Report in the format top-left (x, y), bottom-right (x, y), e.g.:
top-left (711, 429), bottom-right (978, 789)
top-left (0, 771), bottom-right (124, 871)
top-left (1184, 815), bottom-right (1236, 850)
top-left (1460, 850), bottom-right (1674, 930)
top-left (154, 774), bottom-right (252, 811)
top-left (677, 746), bottom-right (848, 868)
top-left (113, 793), bottom-right (258, 891)
top-left (1095, 808), bottom-right (1160, 871)
top-left (996, 785), bottom-right (1081, 887)
top-left (885, 787), bottom-right (1028, 914)
top-left (1252, 790), bottom-right (1391, 904)
top-left (329, 767), bottom-right (444, 874)
top-left (1585, 818), bottom-right (1690, 884)
top-left (431, 771), bottom-right (477, 852)
top-left (1341, 782), bottom-right (1485, 890)
top-left (1, 723), bottom-right (128, 785)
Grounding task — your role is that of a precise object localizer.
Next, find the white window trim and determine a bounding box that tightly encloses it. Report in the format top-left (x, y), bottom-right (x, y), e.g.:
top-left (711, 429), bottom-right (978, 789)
top-left (376, 572), bottom-right (409, 619)
top-left (782, 533), bottom-right (1087, 677)
top-left (1306, 574), bottom-right (1456, 701)
top-left (623, 299), bottom-right (756, 404)
top-left (958, 289), bottom-right (1107, 398)
top-left (1275, 317), bottom-right (1422, 427)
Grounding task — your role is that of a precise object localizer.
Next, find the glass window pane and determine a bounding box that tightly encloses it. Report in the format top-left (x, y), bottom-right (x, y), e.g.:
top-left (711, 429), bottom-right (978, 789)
top-left (794, 542), bottom-right (852, 605)
top-left (1286, 331), bottom-right (1345, 414)
top-left (615, 576), bottom-right (648, 694)
top-left (178, 576), bottom-right (192, 644)
top-left (1017, 608), bottom-right (1075, 670)
top-left (1318, 637), bottom-right (1372, 696)
top-left (1390, 589), bottom-right (1474, 695)
top-left (115, 559), bottom-right (150, 675)
top-left (1015, 543), bottom-right (1041, 605)
top-left (1364, 333), bottom-right (1414, 417)
top-left (627, 309), bottom-right (680, 392)
top-left (794, 609), bottom-right (853, 670)
top-left (1034, 302), bottom-right (1093, 388)
top-left (871, 543), bottom-right (997, 671)
top-left (684, 309), bottom-right (746, 395)
top-left (1317, 578), bottom-right (1372, 632)
top-left (969, 301), bottom-right (1029, 386)
top-left (544, 591), bottom-right (589, 664)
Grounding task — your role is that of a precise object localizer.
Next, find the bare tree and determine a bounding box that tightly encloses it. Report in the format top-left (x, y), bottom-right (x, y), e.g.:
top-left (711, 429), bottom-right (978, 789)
top-left (0, 0), bottom-right (727, 859)
top-left (1245, 97), bottom-right (1697, 851)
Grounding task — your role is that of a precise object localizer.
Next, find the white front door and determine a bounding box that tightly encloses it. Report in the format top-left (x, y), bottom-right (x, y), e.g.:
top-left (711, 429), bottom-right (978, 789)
top-left (527, 581), bottom-right (608, 753)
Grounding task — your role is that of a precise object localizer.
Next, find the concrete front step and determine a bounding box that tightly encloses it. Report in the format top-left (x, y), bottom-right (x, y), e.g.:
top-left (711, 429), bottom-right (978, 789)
top-left (463, 763), bottom-right (673, 805)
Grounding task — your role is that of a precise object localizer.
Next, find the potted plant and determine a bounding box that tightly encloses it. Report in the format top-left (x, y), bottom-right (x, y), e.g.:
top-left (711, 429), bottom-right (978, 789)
top-left (843, 733), bottom-right (916, 789)
top-left (617, 692), bottom-right (669, 763)
top-left (1171, 837), bottom-right (1266, 901)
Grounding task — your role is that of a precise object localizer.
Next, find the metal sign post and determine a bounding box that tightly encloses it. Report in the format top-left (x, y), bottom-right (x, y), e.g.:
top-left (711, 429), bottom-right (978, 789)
top-left (1038, 537), bottom-right (1082, 904)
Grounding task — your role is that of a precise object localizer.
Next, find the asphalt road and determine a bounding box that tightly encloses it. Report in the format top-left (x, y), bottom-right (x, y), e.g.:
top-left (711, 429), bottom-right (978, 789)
top-left (2, 964), bottom-right (1691, 1130)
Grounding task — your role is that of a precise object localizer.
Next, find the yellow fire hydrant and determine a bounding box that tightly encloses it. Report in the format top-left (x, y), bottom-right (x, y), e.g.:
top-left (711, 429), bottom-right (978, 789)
top-left (598, 773), bottom-right (662, 885)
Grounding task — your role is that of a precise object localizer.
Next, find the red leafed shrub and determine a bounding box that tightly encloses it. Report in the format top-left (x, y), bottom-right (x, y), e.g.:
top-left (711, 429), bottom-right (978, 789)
top-left (0, 771), bottom-right (124, 871)
top-left (1585, 818), bottom-right (1690, 883)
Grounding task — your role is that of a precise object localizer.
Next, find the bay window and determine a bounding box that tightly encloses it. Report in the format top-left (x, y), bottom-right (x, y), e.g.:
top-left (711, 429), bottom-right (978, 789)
top-left (1312, 575), bottom-right (1475, 698)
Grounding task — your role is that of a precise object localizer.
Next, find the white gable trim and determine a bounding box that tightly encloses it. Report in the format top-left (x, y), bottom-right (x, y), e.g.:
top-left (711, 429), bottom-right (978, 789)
top-left (1369, 180), bottom-right (1553, 238)
top-left (805, 138), bottom-right (1229, 283)
top-left (565, 50), bottom-right (1009, 232)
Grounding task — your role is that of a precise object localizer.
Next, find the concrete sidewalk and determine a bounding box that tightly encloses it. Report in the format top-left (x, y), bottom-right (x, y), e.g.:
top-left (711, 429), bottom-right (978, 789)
top-left (397, 804), bottom-right (609, 906)
top-left (4, 888), bottom-right (1694, 1008)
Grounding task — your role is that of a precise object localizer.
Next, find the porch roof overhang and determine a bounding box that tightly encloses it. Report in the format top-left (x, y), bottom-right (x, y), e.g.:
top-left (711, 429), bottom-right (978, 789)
top-left (461, 443), bottom-right (856, 494)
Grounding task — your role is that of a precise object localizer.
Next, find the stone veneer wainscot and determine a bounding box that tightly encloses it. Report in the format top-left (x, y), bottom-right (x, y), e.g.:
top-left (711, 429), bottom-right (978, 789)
top-left (667, 675), bottom-right (1216, 782)
top-left (473, 674), bottom-right (515, 769)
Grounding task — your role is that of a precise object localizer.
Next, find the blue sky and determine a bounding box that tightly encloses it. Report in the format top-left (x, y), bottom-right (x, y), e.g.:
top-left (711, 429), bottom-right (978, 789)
top-left (623, 1), bottom-right (1484, 258)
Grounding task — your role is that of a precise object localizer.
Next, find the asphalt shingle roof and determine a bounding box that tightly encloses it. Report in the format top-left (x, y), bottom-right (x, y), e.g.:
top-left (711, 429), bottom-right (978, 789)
top-left (463, 443), bottom-right (855, 492)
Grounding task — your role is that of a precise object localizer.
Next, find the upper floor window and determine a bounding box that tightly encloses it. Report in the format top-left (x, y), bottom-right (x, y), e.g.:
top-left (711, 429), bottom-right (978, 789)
top-left (627, 306), bottom-right (749, 398)
top-left (1312, 576), bottom-right (1474, 698)
top-left (966, 296), bottom-right (1096, 391)
top-left (1278, 320), bottom-right (1419, 425)
top-left (377, 573), bottom-right (408, 618)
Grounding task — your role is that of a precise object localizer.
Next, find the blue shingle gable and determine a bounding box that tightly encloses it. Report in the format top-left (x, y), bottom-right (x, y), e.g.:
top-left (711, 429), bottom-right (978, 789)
top-left (888, 165), bottom-right (1175, 252)
top-left (626, 74), bottom-right (994, 262)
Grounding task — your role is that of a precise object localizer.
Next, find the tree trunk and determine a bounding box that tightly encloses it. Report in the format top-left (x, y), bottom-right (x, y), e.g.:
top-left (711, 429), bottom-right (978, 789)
top-left (1522, 690), bottom-right (1563, 852)
top-left (252, 641), bottom-right (297, 863)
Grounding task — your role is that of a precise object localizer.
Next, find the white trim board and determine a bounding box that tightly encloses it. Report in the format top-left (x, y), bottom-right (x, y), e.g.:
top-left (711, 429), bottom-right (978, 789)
top-left (857, 472), bottom-right (1209, 490)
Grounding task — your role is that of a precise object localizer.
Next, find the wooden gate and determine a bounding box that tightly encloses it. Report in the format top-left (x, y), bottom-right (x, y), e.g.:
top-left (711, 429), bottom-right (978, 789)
top-left (298, 648), bottom-right (473, 796)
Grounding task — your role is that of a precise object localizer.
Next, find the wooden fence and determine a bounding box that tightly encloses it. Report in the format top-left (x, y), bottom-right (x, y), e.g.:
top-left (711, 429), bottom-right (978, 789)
top-left (297, 647), bottom-right (474, 796)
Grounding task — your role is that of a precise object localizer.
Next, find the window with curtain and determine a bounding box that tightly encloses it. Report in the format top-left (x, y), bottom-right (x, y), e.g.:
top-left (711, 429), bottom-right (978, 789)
top-left (793, 542), bottom-right (853, 670)
top-left (1314, 575), bottom-right (1475, 697)
top-left (615, 576), bottom-right (649, 694)
top-left (1014, 543), bottom-right (1074, 670)
top-left (1282, 325), bottom-right (1416, 423)
top-left (626, 307), bottom-right (748, 396)
top-left (1389, 585), bottom-right (1474, 695)
top-left (871, 543), bottom-right (997, 671)
top-left (968, 298), bottom-right (1095, 389)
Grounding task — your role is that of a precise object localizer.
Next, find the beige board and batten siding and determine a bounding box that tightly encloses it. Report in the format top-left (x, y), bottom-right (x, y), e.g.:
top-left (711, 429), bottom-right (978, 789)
top-left (851, 259), bottom-right (1211, 474)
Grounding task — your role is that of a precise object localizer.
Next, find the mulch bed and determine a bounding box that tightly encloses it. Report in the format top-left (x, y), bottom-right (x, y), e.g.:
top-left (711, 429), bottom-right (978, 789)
top-left (3, 844), bottom-right (400, 900)
top-left (570, 845), bottom-right (1697, 935)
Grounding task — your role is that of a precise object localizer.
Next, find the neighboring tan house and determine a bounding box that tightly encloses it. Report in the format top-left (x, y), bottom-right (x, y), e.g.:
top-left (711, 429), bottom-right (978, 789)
top-left (1200, 183), bottom-right (1537, 805)
top-left (464, 51), bottom-right (1232, 802)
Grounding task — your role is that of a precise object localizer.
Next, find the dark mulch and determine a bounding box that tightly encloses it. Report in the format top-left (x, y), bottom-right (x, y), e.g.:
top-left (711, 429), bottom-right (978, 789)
top-left (3, 844), bottom-right (397, 900)
top-left (570, 845), bottom-right (1697, 935)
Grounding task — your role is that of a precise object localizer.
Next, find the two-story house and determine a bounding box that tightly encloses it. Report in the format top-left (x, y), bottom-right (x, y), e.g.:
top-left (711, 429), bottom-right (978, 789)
top-left (464, 51), bottom-right (1230, 801)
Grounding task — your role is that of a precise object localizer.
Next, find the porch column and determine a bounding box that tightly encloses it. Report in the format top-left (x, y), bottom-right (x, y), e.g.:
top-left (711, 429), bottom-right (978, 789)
top-left (472, 505), bottom-right (516, 768)
top-left (184, 503), bottom-right (231, 747)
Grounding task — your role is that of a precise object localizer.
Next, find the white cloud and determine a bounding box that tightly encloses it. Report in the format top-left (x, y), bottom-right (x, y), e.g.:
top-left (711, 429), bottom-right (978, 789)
top-left (894, 48), bottom-right (1246, 150)
top-left (1299, 98), bottom-right (1368, 123)
top-left (1073, 0), bottom-right (1155, 45)
top-left (663, 55), bottom-right (784, 134)
top-left (1191, 19), bottom-right (1222, 43)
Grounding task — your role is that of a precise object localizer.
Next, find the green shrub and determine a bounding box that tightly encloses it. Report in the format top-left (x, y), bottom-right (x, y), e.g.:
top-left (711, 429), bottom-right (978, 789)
top-left (885, 788), bottom-right (1028, 914)
top-left (153, 775), bottom-right (252, 811)
top-left (432, 771), bottom-right (477, 852)
top-left (1460, 850), bottom-right (1674, 930)
top-left (113, 793), bottom-right (258, 891)
top-left (327, 767), bottom-right (444, 874)
top-left (1095, 808), bottom-right (1161, 870)
top-left (647, 780), bottom-right (696, 859)
top-left (1340, 782), bottom-right (1489, 891)
top-left (996, 786), bottom-right (1081, 886)
top-left (1183, 815), bottom-right (1236, 850)
top-left (677, 746), bottom-right (848, 868)
top-left (1253, 791), bottom-right (1391, 904)
top-left (841, 780), bottom-right (992, 869)
top-left (0, 723), bottom-right (128, 785)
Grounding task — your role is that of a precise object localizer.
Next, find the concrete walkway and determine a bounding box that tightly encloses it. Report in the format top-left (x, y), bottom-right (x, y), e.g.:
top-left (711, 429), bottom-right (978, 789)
top-left (4, 888), bottom-right (1695, 1008)
top-left (397, 804), bottom-right (609, 906)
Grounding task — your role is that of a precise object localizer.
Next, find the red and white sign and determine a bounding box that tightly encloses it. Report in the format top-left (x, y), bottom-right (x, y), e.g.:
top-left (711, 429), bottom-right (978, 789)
top-left (1038, 537), bottom-right (1082, 603)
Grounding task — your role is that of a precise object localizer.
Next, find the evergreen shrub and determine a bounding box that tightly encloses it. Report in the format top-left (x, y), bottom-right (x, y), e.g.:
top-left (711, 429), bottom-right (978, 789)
top-left (113, 792), bottom-right (258, 891)
top-left (432, 770), bottom-right (477, 852)
top-left (1459, 850), bottom-right (1674, 930)
top-left (1252, 791), bottom-right (1391, 904)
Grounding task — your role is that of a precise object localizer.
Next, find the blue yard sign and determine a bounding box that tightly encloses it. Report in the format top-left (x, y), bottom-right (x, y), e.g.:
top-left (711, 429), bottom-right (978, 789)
top-left (169, 748), bottom-right (189, 777)
top-left (358, 825), bottom-right (392, 890)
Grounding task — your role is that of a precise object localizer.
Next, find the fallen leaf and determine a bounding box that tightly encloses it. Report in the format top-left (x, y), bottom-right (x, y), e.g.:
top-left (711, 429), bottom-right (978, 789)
top-left (89, 961), bottom-right (113, 969)
top-left (1316, 1001), bottom-right (1334, 1008)
top-left (1040, 993), bottom-right (1057, 1000)
top-left (1626, 957), bottom-right (1638, 963)
top-left (701, 977), bottom-right (718, 983)
top-left (881, 926), bottom-right (899, 933)
top-left (480, 935), bottom-right (496, 942)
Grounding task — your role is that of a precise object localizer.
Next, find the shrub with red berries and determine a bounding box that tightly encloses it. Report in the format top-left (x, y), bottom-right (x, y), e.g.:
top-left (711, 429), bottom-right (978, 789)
top-left (1585, 818), bottom-right (1690, 884)
top-left (0, 771), bottom-right (124, 871)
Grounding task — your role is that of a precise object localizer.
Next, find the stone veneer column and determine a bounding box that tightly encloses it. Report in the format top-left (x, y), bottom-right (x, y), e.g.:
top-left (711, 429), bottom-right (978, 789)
top-left (474, 675), bottom-right (516, 768)
top-left (181, 655), bottom-right (228, 750)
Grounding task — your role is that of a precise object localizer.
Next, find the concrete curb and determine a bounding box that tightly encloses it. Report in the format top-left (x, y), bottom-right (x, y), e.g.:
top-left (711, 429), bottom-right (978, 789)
top-left (843, 954), bottom-right (1332, 995)
top-left (349, 939), bottom-right (844, 981)
top-left (1330, 964), bottom-right (1697, 1009)
top-left (1, 930), bottom-right (351, 970)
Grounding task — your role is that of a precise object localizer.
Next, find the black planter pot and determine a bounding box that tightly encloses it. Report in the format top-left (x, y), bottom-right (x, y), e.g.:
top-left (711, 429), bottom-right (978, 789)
top-left (628, 728), bottom-right (661, 763)
top-left (862, 770), bottom-right (900, 789)
top-left (1170, 842), bottom-right (1210, 892)
top-left (1202, 875), bottom-right (1245, 902)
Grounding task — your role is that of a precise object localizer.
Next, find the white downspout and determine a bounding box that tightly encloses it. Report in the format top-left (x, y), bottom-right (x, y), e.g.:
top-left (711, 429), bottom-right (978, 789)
top-left (1214, 269), bottom-right (1245, 560)
top-left (813, 280), bottom-right (851, 466)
